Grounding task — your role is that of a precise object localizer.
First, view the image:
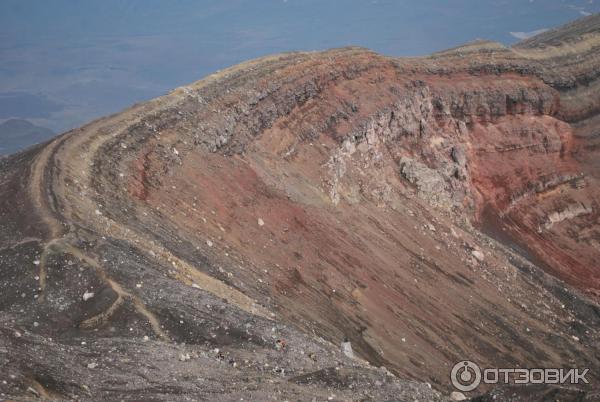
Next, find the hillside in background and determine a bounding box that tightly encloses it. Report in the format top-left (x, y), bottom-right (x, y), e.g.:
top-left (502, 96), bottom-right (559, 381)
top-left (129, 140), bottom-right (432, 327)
top-left (0, 118), bottom-right (54, 155)
top-left (1, 1), bottom-right (599, 135)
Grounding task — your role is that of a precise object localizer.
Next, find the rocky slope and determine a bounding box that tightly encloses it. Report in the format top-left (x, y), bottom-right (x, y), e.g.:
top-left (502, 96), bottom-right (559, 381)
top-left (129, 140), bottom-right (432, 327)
top-left (1, 15), bottom-right (600, 401)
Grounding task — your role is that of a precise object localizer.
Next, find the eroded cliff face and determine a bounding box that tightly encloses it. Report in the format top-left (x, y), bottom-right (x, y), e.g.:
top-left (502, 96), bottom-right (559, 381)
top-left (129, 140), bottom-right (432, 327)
top-left (1, 15), bottom-right (600, 402)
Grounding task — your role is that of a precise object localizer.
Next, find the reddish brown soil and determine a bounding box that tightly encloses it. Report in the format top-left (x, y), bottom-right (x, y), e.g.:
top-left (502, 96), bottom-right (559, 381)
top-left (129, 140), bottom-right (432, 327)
top-left (117, 46), bottom-right (600, 385)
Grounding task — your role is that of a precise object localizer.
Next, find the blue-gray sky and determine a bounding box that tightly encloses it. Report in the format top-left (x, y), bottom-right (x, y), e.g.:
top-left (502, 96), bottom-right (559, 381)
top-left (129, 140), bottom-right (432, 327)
top-left (1, 1), bottom-right (599, 134)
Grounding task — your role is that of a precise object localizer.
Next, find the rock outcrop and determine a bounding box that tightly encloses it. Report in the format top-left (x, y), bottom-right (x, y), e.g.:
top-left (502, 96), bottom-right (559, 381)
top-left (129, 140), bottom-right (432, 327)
top-left (2, 15), bottom-right (600, 401)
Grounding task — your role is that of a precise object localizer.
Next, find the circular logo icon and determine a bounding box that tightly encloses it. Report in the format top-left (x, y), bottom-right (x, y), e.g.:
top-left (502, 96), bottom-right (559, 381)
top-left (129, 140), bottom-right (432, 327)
top-left (451, 360), bottom-right (482, 392)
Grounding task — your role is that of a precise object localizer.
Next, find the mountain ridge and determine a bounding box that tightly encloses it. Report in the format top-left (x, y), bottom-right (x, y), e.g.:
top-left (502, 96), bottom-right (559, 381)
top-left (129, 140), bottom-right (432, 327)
top-left (1, 15), bottom-right (600, 401)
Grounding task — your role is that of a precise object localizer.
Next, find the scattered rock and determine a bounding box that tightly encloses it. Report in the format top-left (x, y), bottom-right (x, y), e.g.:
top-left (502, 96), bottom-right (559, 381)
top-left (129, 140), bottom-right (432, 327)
top-left (275, 339), bottom-right (287, 351)
top-left (341, 339), bottom-right (354, 359)
top-left (400, 157), bottom-right (453, 208)
top-left (450, 391), bottom-right (467, 401)
top-left (26, 387), bottom-right (39, 397)
top-left (450, 146), bottom-right (467, 166)
top-left (472, 250), bottom-right (485, 262)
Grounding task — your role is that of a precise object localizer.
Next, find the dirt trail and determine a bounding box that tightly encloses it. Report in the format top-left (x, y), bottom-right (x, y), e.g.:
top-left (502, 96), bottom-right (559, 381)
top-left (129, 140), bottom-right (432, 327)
top-left (28, 136), bottom-right (68, 240)
top-left (28, 65), bottom-right (273, 328)
top-left (61, 242), bottom-right (169, 340)
top-left (96, 216), bottom-right (273, 319)
top-left (30, 137), bottom-right (68, 303)
top-left (25, 376), bottom-right (65, 400)
top-left (36, 239), bottom-right (61, 302)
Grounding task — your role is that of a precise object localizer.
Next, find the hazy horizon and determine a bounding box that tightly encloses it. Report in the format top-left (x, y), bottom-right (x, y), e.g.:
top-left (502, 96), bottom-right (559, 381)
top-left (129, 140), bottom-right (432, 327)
top-left (1, 1), bottom-right (599, 136)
